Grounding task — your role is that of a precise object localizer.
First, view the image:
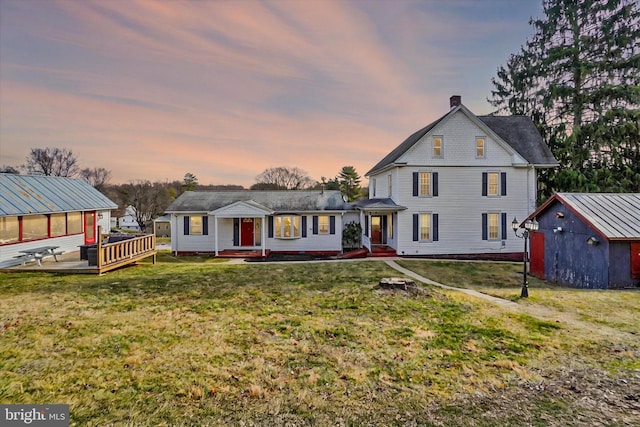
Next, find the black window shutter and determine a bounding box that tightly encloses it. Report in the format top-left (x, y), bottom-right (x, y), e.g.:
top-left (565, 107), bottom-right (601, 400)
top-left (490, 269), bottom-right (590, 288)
top-left (501, 213), bottom-right (507, 240)
top-left (302, 216), bottom-right (307, 238)
top-left (501, 172), bottom-right (507, 196)
top-left (482, 172), bottom-right (488, 196)
top-left (433, 213), bottom-right (439, 241)
top-left (481, 213), bottom-right (488, 240)
top-left (329, 216), bottom-right (336, 235)
top-left (433, 172), bottom-right (439, 197)
top-left (312, 216), bottom-right (319, 234)
top-left (268, 216), bottom-right (274, 238)
top-left (413, 172), bottom-right (419, 196)
top-left (364, 215), bottom-right (369, 237)
top-left (202, 216), bottom-right (208, 235)
top-left (233, 218), bottom-right (239, 246)
top-left (184, 216), bottom-right (190, 235)
top-left (413, 214), bottom-right (419, 241)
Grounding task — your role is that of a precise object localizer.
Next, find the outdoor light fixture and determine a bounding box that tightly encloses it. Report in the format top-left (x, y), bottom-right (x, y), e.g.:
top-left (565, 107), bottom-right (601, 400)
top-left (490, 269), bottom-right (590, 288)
top-left (587, 236), bottom-right (600, 246)
top-left (512, 217), bottom-right (539, 298)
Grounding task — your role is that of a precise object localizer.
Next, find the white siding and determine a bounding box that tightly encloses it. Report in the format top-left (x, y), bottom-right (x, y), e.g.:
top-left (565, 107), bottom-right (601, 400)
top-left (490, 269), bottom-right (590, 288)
top-left (398, 110), bottom-right (519, 167)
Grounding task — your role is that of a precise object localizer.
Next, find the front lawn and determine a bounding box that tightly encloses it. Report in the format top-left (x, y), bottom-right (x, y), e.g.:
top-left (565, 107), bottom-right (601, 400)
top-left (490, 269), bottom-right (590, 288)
top-left (1, 260), bottom-right (638, 426)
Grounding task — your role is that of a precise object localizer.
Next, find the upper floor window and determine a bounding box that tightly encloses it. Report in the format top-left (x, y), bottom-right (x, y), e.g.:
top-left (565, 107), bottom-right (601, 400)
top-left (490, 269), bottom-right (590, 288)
top-left (275, 215), bottom-right (300, 239)
top-left (372, 178), bottom-right (376, 197)
top-left (433, 136), bottom-right (443, 158)
top-left (413, 171), bottom-right (439, 197)
top-left (482, 172), bottom-right (507, 197)
top-left (476, 137), bottom-right (486, 158)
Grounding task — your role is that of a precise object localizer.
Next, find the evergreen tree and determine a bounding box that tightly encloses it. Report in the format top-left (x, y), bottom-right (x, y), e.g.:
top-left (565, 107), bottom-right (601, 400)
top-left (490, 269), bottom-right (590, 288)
top-left (338, 166), bottom-right (362, 202)
top-left (490, 0), bottom-right (640, 197)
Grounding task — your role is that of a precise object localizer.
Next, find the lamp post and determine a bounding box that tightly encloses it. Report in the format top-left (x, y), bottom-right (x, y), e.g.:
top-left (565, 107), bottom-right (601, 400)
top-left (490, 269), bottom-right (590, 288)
top-left (511, 217), bottom-right (539, 298)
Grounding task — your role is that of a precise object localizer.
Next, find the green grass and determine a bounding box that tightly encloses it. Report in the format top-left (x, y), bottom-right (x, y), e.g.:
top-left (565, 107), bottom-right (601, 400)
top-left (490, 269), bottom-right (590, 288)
top-left (1, 260), bottom-right (638, 426)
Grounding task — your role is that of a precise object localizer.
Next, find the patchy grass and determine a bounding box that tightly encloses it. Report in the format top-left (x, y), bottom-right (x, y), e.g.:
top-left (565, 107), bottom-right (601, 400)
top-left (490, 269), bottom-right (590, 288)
top-left (1, 260), bottom-right (639, 426)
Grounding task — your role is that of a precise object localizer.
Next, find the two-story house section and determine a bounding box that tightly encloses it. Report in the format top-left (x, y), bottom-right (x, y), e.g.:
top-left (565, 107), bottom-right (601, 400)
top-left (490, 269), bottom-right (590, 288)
top-left (360, 95), bottom-right (557, 258)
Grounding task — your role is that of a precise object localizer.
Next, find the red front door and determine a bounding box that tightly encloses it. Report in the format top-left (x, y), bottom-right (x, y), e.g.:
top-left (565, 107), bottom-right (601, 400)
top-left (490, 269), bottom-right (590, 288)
top-left (529, 231), bottom-right (544, 279)
top-left (84, 211), bottom-right (96, 244)
top-left (241, 218), bottom-right (254, 246)
top-left (631, 243), bottom-right (640, 280)
top-left (371, 216), bottom-right (382, 244)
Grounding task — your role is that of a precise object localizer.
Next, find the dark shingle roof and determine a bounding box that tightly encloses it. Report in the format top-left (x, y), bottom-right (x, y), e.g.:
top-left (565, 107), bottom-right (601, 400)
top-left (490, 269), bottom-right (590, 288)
top-left (352, 198), bottom-right (406, 211)
top-left (478, 115), bottom-right (557, 166)
top-left (165, 190), bottom-right (348, 213)
top-left (0, 173), bottom-right (117, 216)
top-left (366, 106), bottom-right (557, 176)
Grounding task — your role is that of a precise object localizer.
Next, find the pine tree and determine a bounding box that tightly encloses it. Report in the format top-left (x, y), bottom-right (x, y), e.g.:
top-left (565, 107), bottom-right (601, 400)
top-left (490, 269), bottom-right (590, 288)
top-left (338, 166), bottom-right (362, 202)
top-left (490, 0), bottom-right (640, 197)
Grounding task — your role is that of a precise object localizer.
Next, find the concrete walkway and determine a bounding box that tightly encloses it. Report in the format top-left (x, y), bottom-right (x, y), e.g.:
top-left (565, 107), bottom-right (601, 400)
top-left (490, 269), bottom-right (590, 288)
top-left (384, 259), bottom-right (518, 307)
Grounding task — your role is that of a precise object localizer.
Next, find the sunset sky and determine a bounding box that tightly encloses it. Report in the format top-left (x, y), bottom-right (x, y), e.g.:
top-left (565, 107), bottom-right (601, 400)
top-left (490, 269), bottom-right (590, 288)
top-left (0, 0), bottom-right (542, 188)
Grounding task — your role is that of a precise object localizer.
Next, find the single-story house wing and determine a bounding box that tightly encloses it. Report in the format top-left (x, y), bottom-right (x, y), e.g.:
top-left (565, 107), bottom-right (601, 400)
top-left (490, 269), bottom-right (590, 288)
top-left (0, 173), bottom-right (117, 267)
top-left (165, 190), bottom-right (357, 256)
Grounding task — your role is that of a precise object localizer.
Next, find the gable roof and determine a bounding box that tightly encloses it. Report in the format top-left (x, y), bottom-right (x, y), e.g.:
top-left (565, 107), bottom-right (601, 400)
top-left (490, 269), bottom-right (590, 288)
top-left (530, 193), bottom-right (640, 240)
top-left (477, 115), bottom-right (557, 166)
top-left (0, 173), bottom-right (117, 216)
top-left (352, 198), bottom-right (407, 211)
top-left (366, 104), bottom-right (557, 176)
top-left (165, 190), bottom-right (349, 213)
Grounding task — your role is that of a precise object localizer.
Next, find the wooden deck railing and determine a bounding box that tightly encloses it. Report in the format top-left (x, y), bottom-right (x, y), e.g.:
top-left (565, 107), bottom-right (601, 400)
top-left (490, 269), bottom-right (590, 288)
top-left (96, 226), bottom-right (156, 269)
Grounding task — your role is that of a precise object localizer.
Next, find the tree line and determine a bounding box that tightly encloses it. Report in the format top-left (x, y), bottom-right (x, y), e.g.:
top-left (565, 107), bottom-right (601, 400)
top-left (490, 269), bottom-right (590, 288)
top-left (1, 148), bottom-right (365, 232)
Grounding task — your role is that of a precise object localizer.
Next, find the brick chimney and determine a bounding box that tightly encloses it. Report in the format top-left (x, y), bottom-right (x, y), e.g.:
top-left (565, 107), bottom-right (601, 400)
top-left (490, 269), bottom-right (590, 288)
top-left (450, 95), bottom-right (461, 108)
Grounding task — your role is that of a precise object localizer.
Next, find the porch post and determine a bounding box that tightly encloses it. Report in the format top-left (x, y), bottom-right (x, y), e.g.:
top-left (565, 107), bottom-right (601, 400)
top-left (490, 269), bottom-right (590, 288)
top-left (261, 215), bottom-right (266, 256)
top-left (214, 216), bottom-right (219, 256)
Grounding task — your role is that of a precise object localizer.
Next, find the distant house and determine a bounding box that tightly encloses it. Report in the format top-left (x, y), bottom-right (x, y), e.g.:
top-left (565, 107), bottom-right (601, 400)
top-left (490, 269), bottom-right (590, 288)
top-left (526, 193), bottom-right (640, 289)
top-left (363, 95), bottom-right (557, 258)
top-left (153, 215), bottom-right (171, 238)
top-left (165, 190), bottom-right (356, 256)
top-left (118, 206), bottom-right (141, 232)
top-left (0, 173), bottom-right (117, 267)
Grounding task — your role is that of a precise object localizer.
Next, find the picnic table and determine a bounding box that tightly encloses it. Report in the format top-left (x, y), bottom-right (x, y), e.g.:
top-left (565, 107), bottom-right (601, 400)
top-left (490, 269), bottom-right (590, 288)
top-left (18, 246), bottom-right (64, 266)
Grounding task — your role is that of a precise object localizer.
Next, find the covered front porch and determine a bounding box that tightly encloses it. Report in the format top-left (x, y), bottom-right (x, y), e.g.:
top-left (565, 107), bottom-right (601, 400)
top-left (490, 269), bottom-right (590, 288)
top-left (355, 198), bottom-right (406, 255)
top-left (210, 201), bottom-right (274, 257)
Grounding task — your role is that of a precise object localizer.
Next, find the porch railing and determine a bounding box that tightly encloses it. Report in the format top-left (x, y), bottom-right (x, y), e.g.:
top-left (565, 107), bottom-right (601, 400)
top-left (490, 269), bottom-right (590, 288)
top-left (96, 226), bottom-right (156, 268)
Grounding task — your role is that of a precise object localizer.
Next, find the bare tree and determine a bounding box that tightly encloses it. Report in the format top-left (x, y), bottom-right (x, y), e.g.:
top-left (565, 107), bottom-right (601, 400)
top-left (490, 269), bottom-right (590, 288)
top-left (252, 166), bottom-right (314, 190)
top-left (0, 165), bottom-right (20, 174)
top-left (118, 180), bottom-right (171, 232)
top-left (80, 167), bottom-right (112, 192)
top-left (24, 147), bottom-right (80, 177)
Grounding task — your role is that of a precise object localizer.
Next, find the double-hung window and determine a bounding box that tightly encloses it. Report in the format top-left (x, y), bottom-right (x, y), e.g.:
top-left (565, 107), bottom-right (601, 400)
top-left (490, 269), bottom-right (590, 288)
top-left (433, 136), bottom-right (443, 158)
top-left (183, 215), bottom-right (208, 236)
top-left (482, 212), bottom-right (507, 241)
top-left (476, 137), bottom-right (485, 158)
top-left (412, 213), bottom-right (439, 242)
top-left (318, 215), bottom-right (329, 234)
top-left (413, 172), bottom-right (439, 197)
top-left (482, 172), bottom-right (507, 197)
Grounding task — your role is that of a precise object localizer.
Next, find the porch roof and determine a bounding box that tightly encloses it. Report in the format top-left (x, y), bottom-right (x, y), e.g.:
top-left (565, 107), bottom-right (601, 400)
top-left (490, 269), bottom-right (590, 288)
top-left (209, 200), bottom-right (274, 218)
top-left (353, 198), bottom-right (407, 212)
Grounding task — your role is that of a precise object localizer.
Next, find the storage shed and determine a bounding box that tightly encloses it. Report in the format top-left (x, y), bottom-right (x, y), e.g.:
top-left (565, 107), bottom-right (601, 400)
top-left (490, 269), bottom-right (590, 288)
top-left (0, 173), bottom-right (117, 267)
top-left (527, 193), bottom-right (640, 289)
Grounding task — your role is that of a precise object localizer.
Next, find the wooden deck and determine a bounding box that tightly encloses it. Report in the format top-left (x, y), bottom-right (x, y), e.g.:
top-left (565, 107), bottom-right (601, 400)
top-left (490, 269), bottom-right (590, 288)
top-left (1, 233), bottom-right (157, 275)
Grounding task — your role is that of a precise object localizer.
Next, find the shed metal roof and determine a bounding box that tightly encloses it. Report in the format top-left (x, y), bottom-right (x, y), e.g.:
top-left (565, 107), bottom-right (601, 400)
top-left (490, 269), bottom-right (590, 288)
top-left (165, 190), bottom-right (349, 213)
top-left (0, 173), bottom-right (118, 216)
top-left (532, 193), bottom-right (640, 240)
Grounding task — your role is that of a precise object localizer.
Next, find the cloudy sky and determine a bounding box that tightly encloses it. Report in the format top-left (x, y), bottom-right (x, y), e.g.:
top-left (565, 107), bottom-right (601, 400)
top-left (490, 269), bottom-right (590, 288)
top-left (0, 0), bottom-right (542, 187)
